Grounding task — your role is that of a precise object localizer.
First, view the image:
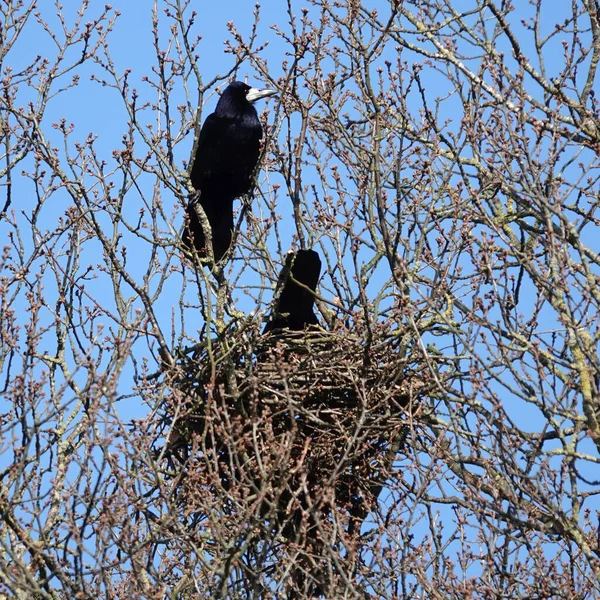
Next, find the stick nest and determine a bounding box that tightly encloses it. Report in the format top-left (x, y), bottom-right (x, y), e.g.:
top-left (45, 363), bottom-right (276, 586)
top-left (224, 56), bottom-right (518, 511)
top-left (161, 325), bottom-right (435, 542)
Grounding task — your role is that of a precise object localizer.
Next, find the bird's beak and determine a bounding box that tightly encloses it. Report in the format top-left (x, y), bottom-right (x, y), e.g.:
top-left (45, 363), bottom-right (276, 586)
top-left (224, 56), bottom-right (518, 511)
top-left (246, 87), bottom-right (278, 103)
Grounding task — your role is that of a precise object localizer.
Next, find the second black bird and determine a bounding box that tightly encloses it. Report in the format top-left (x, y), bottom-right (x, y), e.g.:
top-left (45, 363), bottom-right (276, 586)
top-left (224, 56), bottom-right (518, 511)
top-left (183, 81), bottom-right (277, 262)
top-left (264, 249), bottom-right (322, 333)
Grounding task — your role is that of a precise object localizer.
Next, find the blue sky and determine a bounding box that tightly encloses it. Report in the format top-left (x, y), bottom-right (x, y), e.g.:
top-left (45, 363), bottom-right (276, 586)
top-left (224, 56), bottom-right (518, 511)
top-left (7, 0), bottom-right (597, 472)
top-left (2, 1), bottom-right (599, 593)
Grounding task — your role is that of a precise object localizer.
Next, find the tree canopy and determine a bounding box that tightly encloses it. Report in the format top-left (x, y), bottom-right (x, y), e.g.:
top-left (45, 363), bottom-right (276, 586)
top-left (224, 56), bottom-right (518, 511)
top-left (1, 1), bottom-right (600, 598)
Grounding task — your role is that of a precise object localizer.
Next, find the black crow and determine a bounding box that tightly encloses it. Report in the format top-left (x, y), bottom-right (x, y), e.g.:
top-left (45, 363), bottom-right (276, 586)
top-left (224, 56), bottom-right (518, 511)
top-left (264, 249), bottom-right (322, 333)
top-left (183, 81), bottom-right (277, 262)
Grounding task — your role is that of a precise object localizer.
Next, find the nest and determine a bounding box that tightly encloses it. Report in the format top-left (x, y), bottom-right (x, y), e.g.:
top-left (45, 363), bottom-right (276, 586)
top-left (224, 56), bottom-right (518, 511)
top-left (155, 325), bottom-right (439, 595)
top-left (162, 325), bottom-right (431, 526)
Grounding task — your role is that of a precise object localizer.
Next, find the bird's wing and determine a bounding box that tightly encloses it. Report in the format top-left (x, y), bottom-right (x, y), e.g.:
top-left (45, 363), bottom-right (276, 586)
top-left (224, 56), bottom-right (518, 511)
top-left (190, 109), bottom-right (264, 201)
top-left (189, 113), bottom-right (228, 190)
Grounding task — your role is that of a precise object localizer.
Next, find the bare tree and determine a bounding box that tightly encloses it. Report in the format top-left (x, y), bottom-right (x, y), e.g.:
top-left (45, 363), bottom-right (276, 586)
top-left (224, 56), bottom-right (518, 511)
top-left (1, 0), bottom-right (600, 598)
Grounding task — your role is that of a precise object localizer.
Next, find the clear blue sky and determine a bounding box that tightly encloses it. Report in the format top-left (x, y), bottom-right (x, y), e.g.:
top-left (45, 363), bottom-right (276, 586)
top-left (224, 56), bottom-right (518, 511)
top-left (2, 1), bottom-right (598, 591)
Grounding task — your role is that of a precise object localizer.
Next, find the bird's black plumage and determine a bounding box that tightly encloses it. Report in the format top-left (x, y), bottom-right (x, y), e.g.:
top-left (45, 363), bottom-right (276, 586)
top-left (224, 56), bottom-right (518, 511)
top-left (264, 249), bottom-right (322, 333)
top-left (183, 81), bottom-right (277, 262)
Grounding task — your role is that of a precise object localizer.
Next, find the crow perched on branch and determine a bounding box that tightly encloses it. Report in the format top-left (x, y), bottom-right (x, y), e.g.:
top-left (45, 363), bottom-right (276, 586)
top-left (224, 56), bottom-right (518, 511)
top-left (182, 81), bottom-right (277, 262)
top-left (264, 249), bottom-right (322, 333)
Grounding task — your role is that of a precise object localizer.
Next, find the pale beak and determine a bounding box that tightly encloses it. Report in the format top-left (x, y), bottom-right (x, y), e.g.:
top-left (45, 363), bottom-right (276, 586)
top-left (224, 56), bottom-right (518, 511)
top-left (246, 87), bottom-right (278, 103)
